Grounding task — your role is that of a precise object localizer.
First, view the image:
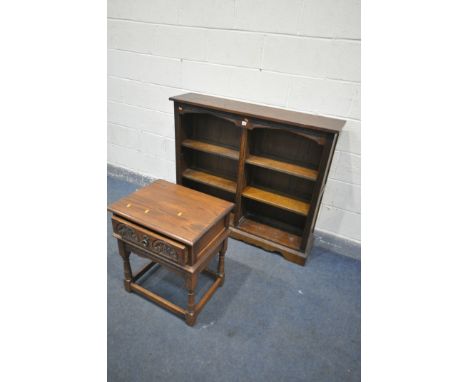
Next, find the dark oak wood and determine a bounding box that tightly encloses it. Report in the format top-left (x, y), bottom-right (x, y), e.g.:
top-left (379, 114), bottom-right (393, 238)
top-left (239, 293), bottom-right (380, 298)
top-left (242, 186), bottom-right (310, 216)
top-left (182, 139), bottom-right (239, 160)
top-left (131, 282), bottom-right (186, 317)
top-left (182, 168), bottom-right (237, 194)
top-left (108, 179), bottom-right (234, 326)
top-left (247, 165), bottom-right (315, 202)
top-left (301, 134), bottom-right (338, 252)
top-left (242, 199), bottom-right (305, 236)
top-left (171, 93), bottom-right (343, 265)
top-left (246, 155), bottom-right (318, 181)
top-left (237, 217), bottom-right (302, 250)
top-left (133, 261), bottom-right (159, 282)
top-left (170, 93), bottom-right (345, 133)
top-left (229, 225), bottom-right (307, 265)
top-left (108, 179), bottom-right (232, 246)
top-left (234, 121), bottom-right (249, 225)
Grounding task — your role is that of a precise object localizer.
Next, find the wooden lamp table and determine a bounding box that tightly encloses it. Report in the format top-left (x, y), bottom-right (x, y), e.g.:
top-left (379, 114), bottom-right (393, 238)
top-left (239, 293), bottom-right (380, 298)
top-left (108, 180), bottom-right (234, 326)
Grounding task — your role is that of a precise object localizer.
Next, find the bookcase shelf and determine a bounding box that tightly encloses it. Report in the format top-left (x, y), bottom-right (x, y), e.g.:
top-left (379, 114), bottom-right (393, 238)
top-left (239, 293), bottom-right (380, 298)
top-left (242, 186), bottom-right (310, 216)
top-left (182, 139), bottom-right (239, 160)
top-left (171, 93), bottom-right (344, 265)
top-left (237, 216), bottom-right (302, 250)
top-left (182, 168), bottom-right (236, 194)
top-left (246, 155), bottom-right (318, 181)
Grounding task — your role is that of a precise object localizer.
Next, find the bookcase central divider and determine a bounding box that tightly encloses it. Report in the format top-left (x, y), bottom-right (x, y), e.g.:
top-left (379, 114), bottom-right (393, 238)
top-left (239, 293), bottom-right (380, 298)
top-left (172, 93), bottom-right (344, 265)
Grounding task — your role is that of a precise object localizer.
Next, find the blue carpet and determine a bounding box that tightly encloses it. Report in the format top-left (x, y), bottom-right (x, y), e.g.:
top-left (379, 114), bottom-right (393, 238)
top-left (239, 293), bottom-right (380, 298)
top-left (108, 176), bottom-right (361, 382)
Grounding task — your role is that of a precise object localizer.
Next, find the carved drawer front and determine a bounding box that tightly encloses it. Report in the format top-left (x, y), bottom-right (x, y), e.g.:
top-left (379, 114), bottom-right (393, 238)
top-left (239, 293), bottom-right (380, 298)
top-left (112, 217), bottom-right (187, 265)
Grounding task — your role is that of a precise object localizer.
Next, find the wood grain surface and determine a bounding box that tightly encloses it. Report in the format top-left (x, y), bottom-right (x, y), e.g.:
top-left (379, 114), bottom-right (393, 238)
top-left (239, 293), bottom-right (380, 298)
top-left (108, 179), bottom-right (234, 245)
top-left (242, 186), bottom-right (310, 216)
top-left (170, 93), bottom-right (345, 133)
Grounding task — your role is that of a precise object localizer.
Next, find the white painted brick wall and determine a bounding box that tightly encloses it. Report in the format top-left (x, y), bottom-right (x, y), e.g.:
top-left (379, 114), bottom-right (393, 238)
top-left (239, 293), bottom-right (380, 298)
top-left (107, 0), bottom-right (361, 243)
top-left (206, 30), bottom-right (264, 68)
top-left (299, 0), bottom-right (361, 39)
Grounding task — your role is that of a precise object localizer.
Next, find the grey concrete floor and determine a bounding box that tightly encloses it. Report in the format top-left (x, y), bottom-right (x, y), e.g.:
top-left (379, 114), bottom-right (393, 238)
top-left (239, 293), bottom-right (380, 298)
top-left (108, 176), bottom-right (361, 382)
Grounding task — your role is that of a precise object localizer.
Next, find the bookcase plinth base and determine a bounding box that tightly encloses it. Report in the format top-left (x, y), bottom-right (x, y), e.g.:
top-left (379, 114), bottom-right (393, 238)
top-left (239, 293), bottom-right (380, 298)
top-left (229, 226), bottom-right (309, 266)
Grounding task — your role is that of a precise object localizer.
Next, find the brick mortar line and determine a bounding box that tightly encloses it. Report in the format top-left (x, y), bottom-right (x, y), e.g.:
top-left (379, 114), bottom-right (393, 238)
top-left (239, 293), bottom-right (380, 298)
top-left (108, 99), bottom-right (173, 115)
top-left (328, 174), bottom-right (361, 186)
top-left (107, 74), bottom-right (361, 122)
top-left (108, 97), bottom-right (362, 160)
top-left (108, 141), bottom-right (176, 161)
top-left (107, 47), bottom-right (361, 85)
top-left (108, 121), bottom-right (171, 141)
top-left (107, 117), bottom-right (175, 138)
top-left (106, 155), bottom-right (361, 224)
top-left (107, 76), bottom-right (292, 110)
top-left (107, 16), bottom-right (361, 43)
top-left (321, 203), bottom-right (361, 216)
top-left (107, 152), bottom-right (359, 196)
top-left (108, 129), bottom-right (362, 188)
top-left (333, 151), bottom-right (361, 158)
top-left (259, 34), bottom-right (267, 69)
top-left (107, 121), bottom-right (139, 132)
top-left (108, 75), bottom-right (263, 108)
top-left (108, 98), bottom-right (361, 161)
top-left (108, 108), bottom-right (362, 163)
top-left (108, 131), bottom-right (360, 189)
top-left (326, 178), bottom-right (361, 187)
top-left (108, 139), bottom-right (142, 154)
top-left (108, 129), bottom-right (361, 188)
top-left (106, 164), bottom-right (361, 248)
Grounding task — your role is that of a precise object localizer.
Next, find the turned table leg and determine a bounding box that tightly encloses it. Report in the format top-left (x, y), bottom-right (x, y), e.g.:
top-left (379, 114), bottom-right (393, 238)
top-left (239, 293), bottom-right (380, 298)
top-left (217, 239), bottom-right (227, 286)
top-left (185, 273), bottom-right (198, 326)
top-left (118, 239), bottom-right (133, 292)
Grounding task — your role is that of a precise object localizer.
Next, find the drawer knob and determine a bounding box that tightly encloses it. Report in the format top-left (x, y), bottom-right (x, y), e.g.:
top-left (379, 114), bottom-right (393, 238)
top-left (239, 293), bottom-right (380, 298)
top-left (141, 236), bottom-right (149, 247)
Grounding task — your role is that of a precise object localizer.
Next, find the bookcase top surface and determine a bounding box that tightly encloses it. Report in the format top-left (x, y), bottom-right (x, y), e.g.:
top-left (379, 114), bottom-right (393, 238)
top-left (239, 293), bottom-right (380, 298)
top-left (170, 93), bottom-right (345, 133)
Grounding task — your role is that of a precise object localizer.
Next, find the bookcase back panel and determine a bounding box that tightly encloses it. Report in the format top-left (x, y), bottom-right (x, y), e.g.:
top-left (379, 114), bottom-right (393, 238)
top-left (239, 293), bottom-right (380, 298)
top-left (183, 149), bottom-right (238, 180)
top-left (182, 178), bottom-right (236, 203)
top-left (243, 198), bottom-right (306, 236)
top-left (171, 93), bottom-right (344, 265)
top-left (249, 128), bottom-right (323, 169)
top-left (246, 165), bottom-right (315, 202)
top-left (182, 113), bottom-right (241, 149)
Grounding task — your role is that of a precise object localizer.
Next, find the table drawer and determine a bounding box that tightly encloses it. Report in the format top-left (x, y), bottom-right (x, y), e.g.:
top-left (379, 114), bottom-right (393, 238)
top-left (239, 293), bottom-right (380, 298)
top-left (112, 216), bottom-right (188, 265)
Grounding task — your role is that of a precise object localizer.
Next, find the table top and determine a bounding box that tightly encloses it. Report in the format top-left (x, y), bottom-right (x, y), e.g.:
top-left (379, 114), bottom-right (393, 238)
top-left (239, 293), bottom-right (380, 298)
top-left (108, 180), bottom-right (234, 246)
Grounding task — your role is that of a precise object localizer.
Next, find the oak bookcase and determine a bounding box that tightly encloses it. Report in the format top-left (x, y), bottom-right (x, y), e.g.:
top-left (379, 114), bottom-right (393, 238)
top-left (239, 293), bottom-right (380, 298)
top-left (170, 93), bottom-right (344, 265)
